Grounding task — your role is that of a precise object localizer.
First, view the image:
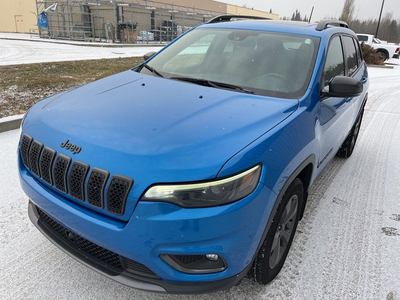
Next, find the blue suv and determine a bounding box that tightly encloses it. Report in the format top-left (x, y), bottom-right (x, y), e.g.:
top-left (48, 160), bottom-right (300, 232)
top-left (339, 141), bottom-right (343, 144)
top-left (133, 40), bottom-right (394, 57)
top-left (19, 16), bottom-right (368, 293)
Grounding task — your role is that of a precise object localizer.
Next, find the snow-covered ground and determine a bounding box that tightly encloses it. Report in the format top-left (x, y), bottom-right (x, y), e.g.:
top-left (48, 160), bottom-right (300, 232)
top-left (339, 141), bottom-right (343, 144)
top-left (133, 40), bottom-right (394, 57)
top-left (0, 34), bottom-right (162, 66)
top-left (1, 64), bottom-right (400, 299)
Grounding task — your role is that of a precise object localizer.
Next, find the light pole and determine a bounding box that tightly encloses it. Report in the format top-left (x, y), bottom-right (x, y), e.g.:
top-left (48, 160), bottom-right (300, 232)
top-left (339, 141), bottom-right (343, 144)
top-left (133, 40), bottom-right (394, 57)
top-left (375, 0), bottom-right (385, 38)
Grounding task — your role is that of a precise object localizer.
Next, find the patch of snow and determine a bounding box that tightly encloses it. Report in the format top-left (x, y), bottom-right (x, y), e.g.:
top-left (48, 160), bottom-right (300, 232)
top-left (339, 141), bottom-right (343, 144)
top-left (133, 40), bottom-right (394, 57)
top-left (0, 38), bottom-right (162, 66)
top-left (0, 114), bottom-right (24, 123)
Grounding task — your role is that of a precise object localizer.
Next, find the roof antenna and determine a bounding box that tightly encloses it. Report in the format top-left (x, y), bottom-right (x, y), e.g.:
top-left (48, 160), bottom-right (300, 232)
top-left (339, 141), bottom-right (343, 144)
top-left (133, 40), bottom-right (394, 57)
top-left (308, 6), bottom-right (314, 23)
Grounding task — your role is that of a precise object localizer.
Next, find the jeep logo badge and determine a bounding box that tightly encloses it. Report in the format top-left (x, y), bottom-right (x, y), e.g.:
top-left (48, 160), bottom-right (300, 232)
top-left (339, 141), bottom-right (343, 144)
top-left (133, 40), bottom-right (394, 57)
top-left (60, 139), bottom-right (82, 155)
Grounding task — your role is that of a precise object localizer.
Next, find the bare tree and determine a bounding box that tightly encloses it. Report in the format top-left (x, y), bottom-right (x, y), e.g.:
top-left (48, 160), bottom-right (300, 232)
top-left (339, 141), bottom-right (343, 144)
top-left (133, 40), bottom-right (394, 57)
top-left (340, 0), bottom-right (356, 24)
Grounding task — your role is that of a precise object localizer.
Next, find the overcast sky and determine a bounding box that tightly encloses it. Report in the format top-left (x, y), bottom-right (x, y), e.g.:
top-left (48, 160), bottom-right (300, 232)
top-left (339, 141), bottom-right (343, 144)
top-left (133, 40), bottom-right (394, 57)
top-left (221, 0), bottom-right (399, 22)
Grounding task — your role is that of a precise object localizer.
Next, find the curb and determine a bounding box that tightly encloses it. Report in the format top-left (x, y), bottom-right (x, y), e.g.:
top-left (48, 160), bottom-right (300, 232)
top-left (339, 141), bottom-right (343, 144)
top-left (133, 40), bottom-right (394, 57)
top-left (0, 115), bottom-right (24, 133)
top-left (367, 64), bottom-right (394, 69)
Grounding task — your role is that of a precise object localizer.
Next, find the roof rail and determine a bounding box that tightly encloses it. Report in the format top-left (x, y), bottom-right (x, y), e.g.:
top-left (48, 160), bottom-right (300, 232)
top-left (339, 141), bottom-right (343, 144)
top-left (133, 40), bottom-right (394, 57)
top-left (316, 19), bottom-right (348, 31)
top-left (207, 15), bottom-right (272, 24)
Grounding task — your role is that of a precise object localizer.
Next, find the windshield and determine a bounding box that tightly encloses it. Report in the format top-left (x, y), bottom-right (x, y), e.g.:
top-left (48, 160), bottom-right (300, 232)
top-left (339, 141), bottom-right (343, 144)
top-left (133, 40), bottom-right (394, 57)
top-left (140, 28), bottom-right (320, 99)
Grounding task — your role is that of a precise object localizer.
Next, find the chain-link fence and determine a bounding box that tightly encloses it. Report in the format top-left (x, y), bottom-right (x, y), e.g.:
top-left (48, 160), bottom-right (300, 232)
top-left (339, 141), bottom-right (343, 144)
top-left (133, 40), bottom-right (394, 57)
top-left (36, 0), bottom-right (221, 44)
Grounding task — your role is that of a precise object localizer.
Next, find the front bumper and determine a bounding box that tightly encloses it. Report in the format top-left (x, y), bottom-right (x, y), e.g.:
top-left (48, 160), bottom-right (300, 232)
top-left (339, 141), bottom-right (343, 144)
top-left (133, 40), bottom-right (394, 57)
top-left (28, 201), bottom-right (251, 293)
top-left (20, 158), bottom-right (277, 293)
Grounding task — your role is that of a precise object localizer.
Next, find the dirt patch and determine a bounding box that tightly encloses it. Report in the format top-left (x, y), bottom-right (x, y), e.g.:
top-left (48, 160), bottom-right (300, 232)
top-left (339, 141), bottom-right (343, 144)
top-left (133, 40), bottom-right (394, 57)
top-left (332, 197), bottom-right (349, 206)
top-left (0, 57), bottom-right (143, 118)
top-left (391, 214), bottom-right (400, 222)
top-left (382, 227), bottom-right (400, 236)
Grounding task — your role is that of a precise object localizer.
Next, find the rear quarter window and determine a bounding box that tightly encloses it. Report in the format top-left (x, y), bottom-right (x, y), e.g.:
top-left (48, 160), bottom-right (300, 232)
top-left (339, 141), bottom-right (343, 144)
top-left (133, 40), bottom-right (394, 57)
top-left (356, 35), bottom-right (368, 42)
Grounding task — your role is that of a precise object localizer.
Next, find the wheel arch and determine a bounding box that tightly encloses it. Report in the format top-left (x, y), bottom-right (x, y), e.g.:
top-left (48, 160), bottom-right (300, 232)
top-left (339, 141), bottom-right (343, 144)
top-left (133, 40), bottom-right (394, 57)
top-left (265, 154), bottom-right (315, 243)
top-left (246, 154), bottom-right (315, 279)
top-left (296, 162), bottom-right (313, 220)
top-left (250, 155), bottom-right (315, 264)
top-left (376, 48), bottom-right (389, 60)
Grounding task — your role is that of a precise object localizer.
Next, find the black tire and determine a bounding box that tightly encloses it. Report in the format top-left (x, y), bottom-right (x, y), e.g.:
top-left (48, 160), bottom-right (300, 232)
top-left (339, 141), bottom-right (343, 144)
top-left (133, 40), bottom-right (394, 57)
top-left (337, 107), bottom-right (364, 158)
top-left (377, 50), bottom-right (388, 62)
top-left (251, 178), bottom-right (303, 284)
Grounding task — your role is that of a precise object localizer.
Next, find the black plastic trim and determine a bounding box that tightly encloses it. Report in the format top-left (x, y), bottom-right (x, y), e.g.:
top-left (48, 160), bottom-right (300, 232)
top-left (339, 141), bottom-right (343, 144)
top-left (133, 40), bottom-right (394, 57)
top-left (247, 155), bottom-right (315, 271)
top-left (316, 19), bottom-right (348, 31)
top-left (68, 161), bottom-right (90, 202)
top-left (207, 14), bottom-right (271, 24)
top-left (39, 147), bottom-right (56, 185)
top-left (29, 140), bottom-right (43, 177)
top-left (20, 134), bottom-right (33, 169)
top-left (106, 175), bottom-right (133, 216)
top-left (52, 154), bottom-right (72, 193)
top-left (86, 168), bottom-right (109, 209)
top-left (161, 254), bottom-right (226, 274)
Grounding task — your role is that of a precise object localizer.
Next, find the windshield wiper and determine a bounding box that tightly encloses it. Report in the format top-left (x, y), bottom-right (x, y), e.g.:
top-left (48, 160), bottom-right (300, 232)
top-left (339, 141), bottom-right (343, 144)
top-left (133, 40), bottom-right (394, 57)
top-left (142, 64), bottom-right (164, 78)
top-left (170, 77), bottom-right (254, 94)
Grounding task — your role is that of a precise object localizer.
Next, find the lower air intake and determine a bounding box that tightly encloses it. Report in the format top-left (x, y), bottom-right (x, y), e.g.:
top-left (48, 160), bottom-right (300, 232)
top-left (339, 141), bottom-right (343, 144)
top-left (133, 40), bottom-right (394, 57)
top-left (36, 206), bottom-right (159, 279)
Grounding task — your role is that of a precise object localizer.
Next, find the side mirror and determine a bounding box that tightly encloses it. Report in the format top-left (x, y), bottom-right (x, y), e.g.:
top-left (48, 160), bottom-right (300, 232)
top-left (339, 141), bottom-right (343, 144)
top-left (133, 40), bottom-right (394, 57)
top-left (327, 76), bottom-right (363, 98)
top-left (143, 51), bottom-right (157, 61)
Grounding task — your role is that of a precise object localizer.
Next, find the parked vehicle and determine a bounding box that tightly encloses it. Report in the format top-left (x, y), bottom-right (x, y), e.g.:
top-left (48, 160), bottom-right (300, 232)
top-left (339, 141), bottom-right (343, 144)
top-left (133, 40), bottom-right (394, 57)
top-left (356, 33), bottom-right (400, 60)
top-left (19, 16), bottom-right (369, 294)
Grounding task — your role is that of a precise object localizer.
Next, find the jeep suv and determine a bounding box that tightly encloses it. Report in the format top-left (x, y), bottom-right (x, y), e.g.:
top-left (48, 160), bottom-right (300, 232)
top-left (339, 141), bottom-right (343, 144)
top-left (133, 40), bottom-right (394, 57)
top-left (18, 16), bottom-right (368, 293)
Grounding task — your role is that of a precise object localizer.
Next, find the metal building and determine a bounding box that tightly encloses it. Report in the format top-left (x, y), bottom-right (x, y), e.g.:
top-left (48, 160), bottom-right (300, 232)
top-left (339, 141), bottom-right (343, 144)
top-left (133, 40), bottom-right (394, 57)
top-left (0, 0), bottom-right (278, 44)
top-left (36, 0), bottom-right (218, 43)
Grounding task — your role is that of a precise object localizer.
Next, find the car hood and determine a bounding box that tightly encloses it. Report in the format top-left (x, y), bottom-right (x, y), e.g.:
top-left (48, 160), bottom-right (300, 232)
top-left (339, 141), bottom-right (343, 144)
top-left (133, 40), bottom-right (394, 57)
top-left (23, 70), bottom-right (297, 198)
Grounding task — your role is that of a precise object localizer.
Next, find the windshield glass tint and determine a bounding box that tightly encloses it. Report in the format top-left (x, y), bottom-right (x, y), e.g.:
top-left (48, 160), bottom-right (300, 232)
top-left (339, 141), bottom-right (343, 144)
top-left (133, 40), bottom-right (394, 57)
top-left (142, 28), bottom-right (320, 99)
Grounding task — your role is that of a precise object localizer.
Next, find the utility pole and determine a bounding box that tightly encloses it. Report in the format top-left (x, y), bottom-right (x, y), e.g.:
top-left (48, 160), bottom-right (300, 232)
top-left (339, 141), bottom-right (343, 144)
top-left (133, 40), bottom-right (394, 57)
top-left (375, 0), bottom-right (385, 38)
top-left (308, 6), bottom-right (314, 23)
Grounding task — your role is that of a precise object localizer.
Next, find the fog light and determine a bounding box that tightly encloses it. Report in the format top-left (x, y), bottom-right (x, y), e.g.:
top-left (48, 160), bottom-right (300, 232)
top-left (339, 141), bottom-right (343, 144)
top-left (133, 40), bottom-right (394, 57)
top-left (161, 254), bottom-right (227, 274)
top-left (206, 254), bottom-right (219, 261)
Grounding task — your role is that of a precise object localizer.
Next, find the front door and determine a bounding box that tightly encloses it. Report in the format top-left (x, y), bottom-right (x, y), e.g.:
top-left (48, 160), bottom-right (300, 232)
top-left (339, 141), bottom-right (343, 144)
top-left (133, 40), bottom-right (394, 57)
top-left (317, 35), bottom-right (354, 167)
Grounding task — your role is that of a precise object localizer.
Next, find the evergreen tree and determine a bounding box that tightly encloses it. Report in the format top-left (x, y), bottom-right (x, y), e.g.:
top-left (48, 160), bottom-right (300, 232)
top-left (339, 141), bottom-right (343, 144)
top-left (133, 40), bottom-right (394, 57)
top-left (291, 9), bottom-right (302, 21)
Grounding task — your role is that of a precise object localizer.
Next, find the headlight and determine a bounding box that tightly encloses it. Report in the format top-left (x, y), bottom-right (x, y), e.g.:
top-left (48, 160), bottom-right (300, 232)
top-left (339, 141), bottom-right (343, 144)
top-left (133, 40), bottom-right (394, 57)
top-left (141, 165), bottom-right (261, 208)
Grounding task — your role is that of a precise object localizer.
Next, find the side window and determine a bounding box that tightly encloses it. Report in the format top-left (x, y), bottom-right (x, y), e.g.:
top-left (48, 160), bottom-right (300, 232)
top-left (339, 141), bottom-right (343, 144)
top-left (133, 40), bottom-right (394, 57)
top-left (322, 36), bottom-right (344, 92)
top-left (354, 38), bottom-right (363, 65)
top-left (342, 36), bottom-right (358, 76)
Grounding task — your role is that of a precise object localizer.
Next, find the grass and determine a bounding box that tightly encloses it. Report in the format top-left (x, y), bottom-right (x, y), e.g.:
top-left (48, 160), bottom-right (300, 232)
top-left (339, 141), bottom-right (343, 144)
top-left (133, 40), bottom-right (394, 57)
top-left (0, 57), bottom-right (144, 118)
